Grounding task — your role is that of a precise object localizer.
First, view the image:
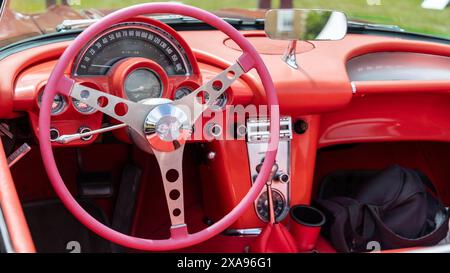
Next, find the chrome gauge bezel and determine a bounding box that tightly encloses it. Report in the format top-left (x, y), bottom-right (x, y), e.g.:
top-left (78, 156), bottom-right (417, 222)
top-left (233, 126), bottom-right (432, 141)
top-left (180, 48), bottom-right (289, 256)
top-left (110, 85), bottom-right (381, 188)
top-left (255, 188), bottom-right (289, 222)
top-left (71, 97), bottom-right (98, 115)
top-left (124, 68), bottom-right (164, 102)
top-left (37, 91), bottom-right (68, 116)
top-left (174, 86), bottom-right (193, 101)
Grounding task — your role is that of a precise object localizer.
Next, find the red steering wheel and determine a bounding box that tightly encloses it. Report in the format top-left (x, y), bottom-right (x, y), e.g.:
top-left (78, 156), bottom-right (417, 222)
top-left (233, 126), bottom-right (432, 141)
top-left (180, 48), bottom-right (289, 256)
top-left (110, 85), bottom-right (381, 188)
top-left (39, 3), bottom-right (279, 251)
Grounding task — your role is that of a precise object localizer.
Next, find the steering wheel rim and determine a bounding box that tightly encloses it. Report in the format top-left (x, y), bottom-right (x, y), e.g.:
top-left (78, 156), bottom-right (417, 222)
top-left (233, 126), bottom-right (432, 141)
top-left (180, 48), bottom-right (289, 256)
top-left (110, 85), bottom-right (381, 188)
top-left (39, 3), bottom-right (280, 251)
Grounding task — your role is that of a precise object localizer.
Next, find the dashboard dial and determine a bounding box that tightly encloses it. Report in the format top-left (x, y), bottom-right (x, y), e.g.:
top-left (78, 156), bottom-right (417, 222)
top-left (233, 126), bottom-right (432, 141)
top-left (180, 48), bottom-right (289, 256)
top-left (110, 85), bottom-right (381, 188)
top-left (256, 189), bottom-right (287, 222)
top-left (174, 87), bottom-right (193, 100)
top-left (74, 23), bottom-right (191, 76)
top-left (174, 86), bottom-right (228, 110)
top-left (72, 98), bottom-right (96, 114)
top-left (38, 92), bottom-right (67, 115)
top-left (205, 92), bottom-right (228, 110)
top-left (124, 69), bottom-right (162, 102)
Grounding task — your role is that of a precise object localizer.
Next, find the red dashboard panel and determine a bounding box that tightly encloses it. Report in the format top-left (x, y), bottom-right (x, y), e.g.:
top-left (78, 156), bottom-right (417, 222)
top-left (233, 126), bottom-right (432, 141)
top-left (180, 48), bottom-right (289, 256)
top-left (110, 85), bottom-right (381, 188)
top-left (10, 17), bottom-right (206, 146)
top-left (1, 27), bottom-right (450, 231)
top-left (2, 32), bottom-right (450, 139)
top-left (14, 60), bottom-right (104, 146)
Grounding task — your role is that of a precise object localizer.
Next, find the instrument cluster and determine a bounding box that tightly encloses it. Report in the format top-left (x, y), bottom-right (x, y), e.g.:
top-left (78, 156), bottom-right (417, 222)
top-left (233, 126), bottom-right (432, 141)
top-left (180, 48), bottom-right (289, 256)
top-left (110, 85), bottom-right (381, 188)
top-left (30, 18), bottom-right (206, 146)
top-left (37, 89), bottom-right (97, 116)
top-left (25, 18), bottom-right (243, 147)
top-left (73, 21), bottom-right (198, 103)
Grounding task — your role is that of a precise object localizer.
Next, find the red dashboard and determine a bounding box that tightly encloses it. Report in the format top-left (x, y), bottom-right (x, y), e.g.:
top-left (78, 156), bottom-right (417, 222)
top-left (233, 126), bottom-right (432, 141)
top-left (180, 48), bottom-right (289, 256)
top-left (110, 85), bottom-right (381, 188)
top-left (1, 18), bottom-right (450, 242)
top-left (4, 30), bottom-right (450, 120)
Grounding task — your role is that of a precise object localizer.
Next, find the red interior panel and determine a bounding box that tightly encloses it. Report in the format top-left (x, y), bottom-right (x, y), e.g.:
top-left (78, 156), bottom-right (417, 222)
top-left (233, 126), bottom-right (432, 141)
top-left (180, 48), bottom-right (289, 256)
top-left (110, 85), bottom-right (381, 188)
top-left (1, 19), bottom-right (450, 252)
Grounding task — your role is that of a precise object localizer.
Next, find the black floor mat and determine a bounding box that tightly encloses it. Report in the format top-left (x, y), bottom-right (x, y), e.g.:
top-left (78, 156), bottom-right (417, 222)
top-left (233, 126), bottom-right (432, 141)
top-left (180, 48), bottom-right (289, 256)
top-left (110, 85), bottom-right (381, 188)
top-left (23, 200), bottom-right (113, 253)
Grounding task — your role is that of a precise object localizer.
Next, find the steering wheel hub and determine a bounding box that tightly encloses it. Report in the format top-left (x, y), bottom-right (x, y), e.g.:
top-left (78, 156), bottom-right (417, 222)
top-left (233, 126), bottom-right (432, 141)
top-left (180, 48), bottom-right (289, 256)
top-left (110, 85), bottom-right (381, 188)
top-left (144, 103), bottom-right (191, 152)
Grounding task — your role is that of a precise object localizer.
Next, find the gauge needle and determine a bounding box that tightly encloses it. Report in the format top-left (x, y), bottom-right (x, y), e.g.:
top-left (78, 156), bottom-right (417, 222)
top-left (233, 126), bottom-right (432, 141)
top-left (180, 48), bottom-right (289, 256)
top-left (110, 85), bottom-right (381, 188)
top-left (128, 86), bottom-right (146, 92)
top-left (54, 123), bottom-right (127, 144)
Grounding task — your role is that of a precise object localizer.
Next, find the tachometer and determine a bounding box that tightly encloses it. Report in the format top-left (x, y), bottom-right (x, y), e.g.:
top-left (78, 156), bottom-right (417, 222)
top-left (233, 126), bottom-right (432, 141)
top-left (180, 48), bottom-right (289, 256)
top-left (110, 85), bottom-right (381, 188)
top-left (124, 69), bottom-right (162, 102)
top-left (74, 22), bottom-right (191, 76)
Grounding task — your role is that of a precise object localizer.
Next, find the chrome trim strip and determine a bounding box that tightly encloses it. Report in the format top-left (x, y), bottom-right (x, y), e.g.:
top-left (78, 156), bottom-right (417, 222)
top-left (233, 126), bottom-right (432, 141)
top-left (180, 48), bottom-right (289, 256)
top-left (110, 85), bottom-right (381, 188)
top-left (0, 123), bottom-right (13, 139)
top-left (351, 81), bottom-right (357, 94)
top-left (7, 143), bottom-right (31, 167)
top-left (223, 228), bottom-right (262, 236)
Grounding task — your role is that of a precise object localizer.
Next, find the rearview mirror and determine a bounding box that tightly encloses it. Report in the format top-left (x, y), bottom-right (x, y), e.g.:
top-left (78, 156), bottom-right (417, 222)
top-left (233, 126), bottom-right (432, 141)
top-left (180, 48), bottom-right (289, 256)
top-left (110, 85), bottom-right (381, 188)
top-left (265, 9), bottom-right (348, 41)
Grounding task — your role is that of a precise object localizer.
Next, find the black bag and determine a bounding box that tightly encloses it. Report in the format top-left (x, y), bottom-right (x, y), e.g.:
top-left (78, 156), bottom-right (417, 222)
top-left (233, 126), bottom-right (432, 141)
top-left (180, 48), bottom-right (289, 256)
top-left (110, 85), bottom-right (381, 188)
top-left (315, 165), bottom-right (449, 252)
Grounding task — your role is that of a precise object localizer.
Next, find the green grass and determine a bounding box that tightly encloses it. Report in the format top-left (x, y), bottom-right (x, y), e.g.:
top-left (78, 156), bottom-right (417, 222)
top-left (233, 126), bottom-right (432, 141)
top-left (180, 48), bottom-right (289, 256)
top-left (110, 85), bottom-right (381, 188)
top-left (9, 0), bottom-right (450, 38)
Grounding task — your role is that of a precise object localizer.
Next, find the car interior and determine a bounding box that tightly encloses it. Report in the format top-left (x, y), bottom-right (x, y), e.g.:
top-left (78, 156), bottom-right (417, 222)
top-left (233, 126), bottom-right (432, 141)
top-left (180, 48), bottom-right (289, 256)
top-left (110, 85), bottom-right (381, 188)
top-left (0, 0), bottom-right (450, 253)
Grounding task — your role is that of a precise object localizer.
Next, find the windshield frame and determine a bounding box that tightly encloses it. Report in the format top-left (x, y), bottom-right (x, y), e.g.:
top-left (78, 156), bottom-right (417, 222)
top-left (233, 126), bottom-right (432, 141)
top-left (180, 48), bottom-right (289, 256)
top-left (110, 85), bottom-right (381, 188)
top-left (1, 16), bottom-right (449, 61)
top-left (1, 0), bottom-right (450, 49)
top-left (0, 0), bottom-right (6, 22)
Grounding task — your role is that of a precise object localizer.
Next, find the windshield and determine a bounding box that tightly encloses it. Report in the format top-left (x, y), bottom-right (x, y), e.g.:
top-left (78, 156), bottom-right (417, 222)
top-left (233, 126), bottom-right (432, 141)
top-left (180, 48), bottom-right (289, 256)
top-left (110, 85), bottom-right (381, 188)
top-left (1, 0), bottom-right (449, 47)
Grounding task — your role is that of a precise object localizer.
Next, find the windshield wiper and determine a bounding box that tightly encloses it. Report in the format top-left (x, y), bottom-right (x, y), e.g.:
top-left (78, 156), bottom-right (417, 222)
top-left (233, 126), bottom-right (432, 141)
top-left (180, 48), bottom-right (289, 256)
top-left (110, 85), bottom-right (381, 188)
top-left (56, 19), bottom-right (99, 32)
top-left (348, 21), bottom-right (405, 32)
top-left (56, 15), bottom-right (193, 31)
top-left (347, 20), bottom-right (449, 43)
top-left (56, 15), bottom-right (264, 32)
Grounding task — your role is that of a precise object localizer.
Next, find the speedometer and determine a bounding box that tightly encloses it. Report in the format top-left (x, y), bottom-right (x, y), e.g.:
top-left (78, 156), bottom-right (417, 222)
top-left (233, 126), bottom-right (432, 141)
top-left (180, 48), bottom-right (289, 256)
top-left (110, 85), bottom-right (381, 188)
top-left (74, 22), bottom-right (191, 76)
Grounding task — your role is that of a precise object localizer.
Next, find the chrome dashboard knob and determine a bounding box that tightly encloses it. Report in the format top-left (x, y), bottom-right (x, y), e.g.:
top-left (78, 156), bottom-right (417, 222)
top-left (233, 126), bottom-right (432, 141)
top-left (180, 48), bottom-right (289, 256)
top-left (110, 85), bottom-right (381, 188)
top-left (275, 172), bottom-right (290, 184)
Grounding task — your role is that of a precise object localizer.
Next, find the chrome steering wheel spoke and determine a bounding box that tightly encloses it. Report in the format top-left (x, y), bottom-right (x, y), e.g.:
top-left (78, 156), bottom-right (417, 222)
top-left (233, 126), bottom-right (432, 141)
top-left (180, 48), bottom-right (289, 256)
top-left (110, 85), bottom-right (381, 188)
top-left (153, 146), bottom-right (188, 236)
top-left (173, 61), bottom-right (245, 124)
top-left (69, 82), bottom-right (154, 137)
top-left (65, 61), bottom-right (247, 238)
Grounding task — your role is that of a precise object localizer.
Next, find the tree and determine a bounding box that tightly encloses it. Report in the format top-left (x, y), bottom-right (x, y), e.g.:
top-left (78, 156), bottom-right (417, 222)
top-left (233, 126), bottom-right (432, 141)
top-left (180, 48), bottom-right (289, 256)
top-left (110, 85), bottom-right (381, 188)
top-left (258, 0), bottom-right (293, 9)
top-left (46, 0), bottom-right (69, 7)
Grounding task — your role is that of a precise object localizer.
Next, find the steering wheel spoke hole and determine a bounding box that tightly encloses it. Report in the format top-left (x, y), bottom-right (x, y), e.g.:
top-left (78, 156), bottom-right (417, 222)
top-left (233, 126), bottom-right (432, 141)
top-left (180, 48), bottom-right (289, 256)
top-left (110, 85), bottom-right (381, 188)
top-left (166, 169), bottom-right (179, 182)
top-left (226, 70), bottom-right (236, 80)
top-left (195, 90), bottom-right (209, 105)
top-left (114, 102), bottom-right (129, 116)
top-left (169, 189), bottom-right (181, 200)
top-left (97, 96), bottom-right (109, 108)
top-left (212, 80), bottom-right (223, 92)
top-left (172, 208), bottom-right (182, 217)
